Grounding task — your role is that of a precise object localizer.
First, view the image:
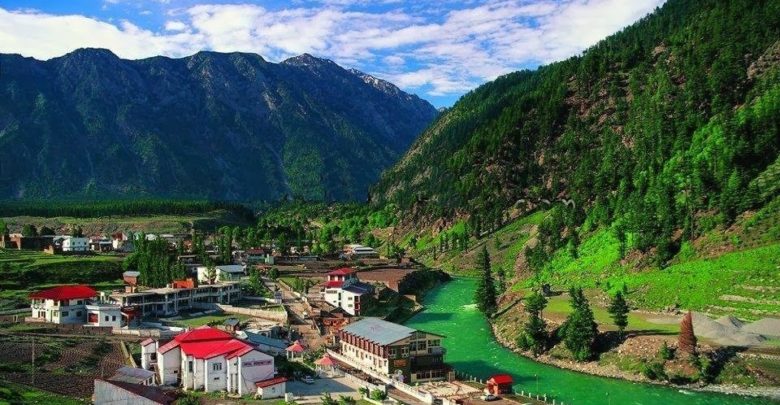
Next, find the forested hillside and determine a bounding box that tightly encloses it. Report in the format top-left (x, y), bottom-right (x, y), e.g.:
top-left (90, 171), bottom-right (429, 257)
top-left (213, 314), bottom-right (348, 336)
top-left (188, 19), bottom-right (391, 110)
top-left (373, 0), bottom-right (780, 269)
top-left (0, 50), bottom-right (438, 201)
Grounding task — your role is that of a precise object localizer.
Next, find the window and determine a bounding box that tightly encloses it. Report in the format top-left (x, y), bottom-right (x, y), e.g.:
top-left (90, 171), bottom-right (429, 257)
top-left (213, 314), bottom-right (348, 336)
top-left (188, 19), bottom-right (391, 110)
top-left (61, 311), bottom-right (69, 317)
top-left (188, 361), bottom-right (193, 372)
top-left (76, 311), bottom-right (82, 317)
top-left (212, 363), bottom-right (222, 371)
top-left (112, 316), bottom-right (116, 321)
top-left (388, 347), bottom-right (397, 356)
top-left (105, 315), bottom-right (109, 321)
top-left (151, 353), bottom-right (157, 360)
top-left (401, 347), bottom-right (409, 357)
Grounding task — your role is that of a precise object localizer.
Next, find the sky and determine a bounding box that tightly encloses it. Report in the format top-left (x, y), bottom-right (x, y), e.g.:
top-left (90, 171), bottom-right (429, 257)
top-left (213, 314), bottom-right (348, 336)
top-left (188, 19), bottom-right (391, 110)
top-left (0, 0), bottom-right (665, 107)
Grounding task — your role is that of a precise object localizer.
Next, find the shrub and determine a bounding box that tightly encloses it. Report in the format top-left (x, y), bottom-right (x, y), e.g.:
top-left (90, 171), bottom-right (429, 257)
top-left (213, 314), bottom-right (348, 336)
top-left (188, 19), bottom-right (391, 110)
top-left (642, 362), bottom-right (666, 381)
top-left (659, 341), bottom-right (675, 360)
top-left (370, 389), bottom-right (387, 401)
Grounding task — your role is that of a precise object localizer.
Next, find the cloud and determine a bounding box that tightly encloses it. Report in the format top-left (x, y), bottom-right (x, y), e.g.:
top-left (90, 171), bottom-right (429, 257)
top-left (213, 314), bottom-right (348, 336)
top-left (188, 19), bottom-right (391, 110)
top-left (0, 0), bottom-right (665, 101)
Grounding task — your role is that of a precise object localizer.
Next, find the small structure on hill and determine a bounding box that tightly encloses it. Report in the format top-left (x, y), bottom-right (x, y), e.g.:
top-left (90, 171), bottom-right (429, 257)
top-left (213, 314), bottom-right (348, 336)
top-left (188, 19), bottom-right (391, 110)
top-left (94, 379), bottom-right (175, 405)
top-left (286, 340), bottom-right (305, 360)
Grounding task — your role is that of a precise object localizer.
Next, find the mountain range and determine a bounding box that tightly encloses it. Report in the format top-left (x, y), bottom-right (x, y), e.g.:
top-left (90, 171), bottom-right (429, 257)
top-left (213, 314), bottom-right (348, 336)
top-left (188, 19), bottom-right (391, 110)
top-left (0, 49), bottom-right (438, 201)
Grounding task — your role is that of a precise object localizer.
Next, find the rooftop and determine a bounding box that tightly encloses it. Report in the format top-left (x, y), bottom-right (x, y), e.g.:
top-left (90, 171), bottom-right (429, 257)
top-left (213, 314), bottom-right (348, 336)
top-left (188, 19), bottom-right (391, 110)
top-left (341, 317), bottom-right (417, 346)
top-left (29, 285), bottom-right (97, 300)
top-left (328, 267), bottom-right (356, 276)
top-left (109, 366), bottom-right (155, 384)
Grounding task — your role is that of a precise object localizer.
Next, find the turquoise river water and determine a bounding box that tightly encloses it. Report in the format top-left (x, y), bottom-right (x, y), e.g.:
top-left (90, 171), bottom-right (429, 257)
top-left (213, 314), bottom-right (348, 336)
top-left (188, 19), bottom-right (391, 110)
top-left (404, 277), bottom-right (774, 405)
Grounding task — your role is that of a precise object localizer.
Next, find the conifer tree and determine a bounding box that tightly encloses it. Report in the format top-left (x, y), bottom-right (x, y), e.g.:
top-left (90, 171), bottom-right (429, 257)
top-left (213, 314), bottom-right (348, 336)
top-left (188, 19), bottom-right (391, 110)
top-left (608, 291), bottom-right (630, 337)
top-left (474, 245), bottom-right (497, 315)
top-left (561, 287), bottom-right (598, 361)
top-left (519, 290), bottom-right (548, 356)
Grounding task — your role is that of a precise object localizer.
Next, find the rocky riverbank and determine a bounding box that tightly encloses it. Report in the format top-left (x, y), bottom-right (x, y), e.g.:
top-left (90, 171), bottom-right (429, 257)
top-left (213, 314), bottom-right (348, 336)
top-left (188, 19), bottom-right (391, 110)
top-left (489, 322), bottom-right (780, 401)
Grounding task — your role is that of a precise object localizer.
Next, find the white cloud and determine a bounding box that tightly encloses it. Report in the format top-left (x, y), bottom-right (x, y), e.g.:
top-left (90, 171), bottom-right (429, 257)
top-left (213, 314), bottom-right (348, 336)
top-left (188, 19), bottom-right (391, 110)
top-left (0, 0), bottom-right (665, 100)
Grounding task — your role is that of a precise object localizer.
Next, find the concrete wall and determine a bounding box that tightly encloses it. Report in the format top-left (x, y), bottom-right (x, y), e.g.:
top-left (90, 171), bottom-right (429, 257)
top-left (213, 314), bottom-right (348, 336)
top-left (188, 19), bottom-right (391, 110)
top-left (204, 356), bottom-right (227, 392)
top-left (93, 379), bottom-right (164, 405)
top-left (238, 350), bottom-right (275, 395)
top-left (159, 348), bottom-right (181, 385)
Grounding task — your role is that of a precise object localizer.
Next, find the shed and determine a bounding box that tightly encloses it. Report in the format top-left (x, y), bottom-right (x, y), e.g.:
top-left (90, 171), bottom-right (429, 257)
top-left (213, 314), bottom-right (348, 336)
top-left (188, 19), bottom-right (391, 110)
top-left (486, 374), bottom-right (513, 395)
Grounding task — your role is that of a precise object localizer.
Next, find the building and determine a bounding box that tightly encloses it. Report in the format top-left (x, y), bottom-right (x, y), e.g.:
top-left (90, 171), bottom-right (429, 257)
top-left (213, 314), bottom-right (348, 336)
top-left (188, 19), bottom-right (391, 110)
top-left (61, 236), bottom-right (89, 252)
top-left (237, 331), bottom-right (288, 356)
top-left (196, 265), bottom-right (245, 283)
top-left (0, 234), bottom-right (54, 251)
top-left (338, 318), bottom-right (447, 384)
top-left (93, 379), bottom-right (174, 405)
top-left (89, 237), bottom-right (114, 252)
top-left (244, 249), bottom-right (274, 265)
top-left (143, 326), bottom-right (284, 397)
top-left (86, 300), bottom-right (124, 328)
top-left (343, 244), bottom-right (379, 259)
top-left (109, 366), bottom-right (156, 386)
top-left (123, 271), bottom-right (141, 288)
top-left (29, 285), bottom-right (97, 324)
top-left (110, 282), bottom-right (242, 317)
top-left (485, 374), bottom-right (513, 395)
top-left (322, 268), bottom-right (374, 316)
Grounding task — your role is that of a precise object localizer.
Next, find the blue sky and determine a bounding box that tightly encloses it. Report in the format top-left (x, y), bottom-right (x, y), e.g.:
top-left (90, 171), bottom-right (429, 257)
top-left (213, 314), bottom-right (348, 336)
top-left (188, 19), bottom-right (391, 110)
top-left (0, 0), bottom-right (664, 107)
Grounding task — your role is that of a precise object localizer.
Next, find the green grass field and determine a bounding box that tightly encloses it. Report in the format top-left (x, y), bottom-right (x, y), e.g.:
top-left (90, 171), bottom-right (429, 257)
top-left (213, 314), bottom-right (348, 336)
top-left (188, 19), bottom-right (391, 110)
top-left (0, 381), bottom-right (85, 405)
top-left (171, 313), bottom-right (252, 328)
top-left (0, 249), bottom-right (124, 312)
top-left (543, 295), bottom-right (680, 334)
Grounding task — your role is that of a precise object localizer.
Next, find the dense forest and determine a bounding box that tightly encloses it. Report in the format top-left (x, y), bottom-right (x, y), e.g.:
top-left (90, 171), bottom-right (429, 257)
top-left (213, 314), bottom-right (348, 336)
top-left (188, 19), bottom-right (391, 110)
top-left (0, 199), bottom-right (255, 220)
top-left (373, 0), bottom-right (780, 265)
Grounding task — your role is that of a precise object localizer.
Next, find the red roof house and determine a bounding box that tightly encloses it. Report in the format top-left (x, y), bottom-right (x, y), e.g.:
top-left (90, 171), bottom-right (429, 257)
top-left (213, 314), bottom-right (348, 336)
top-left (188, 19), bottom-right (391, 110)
top-left (29, 285), bottom-right (97, 301)
top-left (486, 374), bottom-right (513, 395)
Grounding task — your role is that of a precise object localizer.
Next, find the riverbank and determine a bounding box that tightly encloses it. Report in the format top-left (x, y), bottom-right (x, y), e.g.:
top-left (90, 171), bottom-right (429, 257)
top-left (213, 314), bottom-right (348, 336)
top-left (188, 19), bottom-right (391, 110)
top-left (489, 308), bottom-right (780, 401)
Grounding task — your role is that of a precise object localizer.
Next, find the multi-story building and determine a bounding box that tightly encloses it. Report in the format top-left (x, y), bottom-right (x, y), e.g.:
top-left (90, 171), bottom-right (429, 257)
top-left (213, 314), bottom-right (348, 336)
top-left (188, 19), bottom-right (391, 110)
top-left (141, 326), bottom-right (285, 398)
top-left (109, 282), bottom-right (241, 317)
top-left (322, 268), bottom-right (374, 316)
top-left (29, 285), bottom-right (97, 324)
top-left (338, 318), bottom-right (447, 384)
top-left (195, 265), bottom-right (245, 283)
top-left (60, 236), bottom-right (89, 252)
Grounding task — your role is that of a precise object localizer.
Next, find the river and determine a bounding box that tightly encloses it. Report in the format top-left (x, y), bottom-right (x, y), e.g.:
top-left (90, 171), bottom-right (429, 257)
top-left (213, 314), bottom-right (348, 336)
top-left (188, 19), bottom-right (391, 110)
top-left (404, 277), bottom-right (771, 405)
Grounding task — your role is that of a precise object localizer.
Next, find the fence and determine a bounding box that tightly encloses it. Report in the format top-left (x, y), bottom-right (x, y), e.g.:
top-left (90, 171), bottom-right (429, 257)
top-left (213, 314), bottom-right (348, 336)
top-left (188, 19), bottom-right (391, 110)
top-left (453, 370), bottom-right (566, 405)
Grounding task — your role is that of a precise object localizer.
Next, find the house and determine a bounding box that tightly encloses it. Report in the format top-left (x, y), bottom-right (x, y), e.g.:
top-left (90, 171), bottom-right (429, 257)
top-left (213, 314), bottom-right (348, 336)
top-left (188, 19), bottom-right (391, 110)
top-left (86, 300), bottom-right (123, 328)
top-left (0, 234), bottom-right (55, 251)
top-left (338, 318), bottom-right (447, 384)
top-left (485, 374), bottom-right (513, 395)
top-left (237, 331), bottom-right (288, 356)
top-left (93, 379), bottom-right (175, 405)
top-left (29, 285), bottom-right (97, 324)
top-left (196, 265), bottom-right (245, 283)
top-left (112, 232), bottom-right (134, 252)
top-left (61, 236), bottom-right (89, 252)
top-left (244, 249), bottom-right (274, 265)
top-left (343, 244), bottom-right (379, 259)
top-left (89, 237), bottom-right (114, 252)
top-left (322, 268), bottom-right (374, 316)
top-left (109, 366), bottom-right (156, 386)
top-left (144, 326), bottom-right (284, 397)
top-left (110, 282), bottom-right (241, 317)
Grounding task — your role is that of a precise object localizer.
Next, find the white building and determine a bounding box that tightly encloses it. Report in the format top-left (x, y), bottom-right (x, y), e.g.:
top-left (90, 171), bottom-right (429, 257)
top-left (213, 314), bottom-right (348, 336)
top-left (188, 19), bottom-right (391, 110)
top-left (61, 236), bottom-right (89, 252)
top-left (196, 265), bottom-right (245, 283)
top-left (322, 268), bottom-right (374, 316)
top-left (110, 282), bottom-right (241, 317)
top-left (143, 326), bottom-right (285, 398)
top-left (29, 285), bottom-right (97, 324)
top-left (86, 301), bottom-right (123, 328)
top-left (344, 244), bottom-right (379, 259)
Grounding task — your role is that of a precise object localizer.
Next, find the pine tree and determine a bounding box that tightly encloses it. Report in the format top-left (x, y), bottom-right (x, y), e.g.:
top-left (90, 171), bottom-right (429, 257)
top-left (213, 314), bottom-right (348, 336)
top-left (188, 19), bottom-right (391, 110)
top-left (520, 290), bottom-right (548, 356)
top-left (561, 287), bottom-right (598, 361)
top-left (474, 245), bottom-right (497, 315)
top-left (608, 291), bottom-right (630, 337)
top-left (678, 310), bottom-right (697, 356)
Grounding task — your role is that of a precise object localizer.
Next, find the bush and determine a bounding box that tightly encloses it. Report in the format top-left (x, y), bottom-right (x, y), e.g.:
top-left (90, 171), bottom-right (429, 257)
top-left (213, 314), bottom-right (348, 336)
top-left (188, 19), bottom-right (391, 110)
top-left (659, 341), bottom-right (675, 360)
top-left (370, 389), bottom-right (387, 401)
top-left (358, 387), bottom-right (369, 397)
top-left (642, 362), bottom-right (667, 381)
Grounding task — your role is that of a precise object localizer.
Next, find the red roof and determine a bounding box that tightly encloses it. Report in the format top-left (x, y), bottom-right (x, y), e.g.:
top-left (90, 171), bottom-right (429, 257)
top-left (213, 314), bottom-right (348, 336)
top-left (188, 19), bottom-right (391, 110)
top-left (488, 374), bottom-right (513, 385)
top-left (286, 340), bottom-right (305, 353)
top-left (157, 326), bottom-right (256, 360)
top-left (140, 338), bottom-right (155, 347)
top-left (29, 285), bottom-right (97, 300)
top-left (255, 377), bottom-right (287, 388)
top-left (315, 354), bottom-right (335, 366)
top-left (325, 280), bottom-right (344, 288)
top-left (328, 268), bottom-right (355, 276)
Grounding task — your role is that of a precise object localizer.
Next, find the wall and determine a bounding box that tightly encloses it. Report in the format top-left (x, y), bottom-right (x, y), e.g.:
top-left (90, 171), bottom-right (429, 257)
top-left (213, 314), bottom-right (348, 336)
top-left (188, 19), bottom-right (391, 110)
top-left (205, 356), bottom-right (227, 392)
top-left (238, 350), bottom-right (275, 395)
top-left (93, 379), bottom-right (164, 405)
top-left (159, 348), bottom-right (181, 385)
top-left (193, 303), bottom-right (287, 323)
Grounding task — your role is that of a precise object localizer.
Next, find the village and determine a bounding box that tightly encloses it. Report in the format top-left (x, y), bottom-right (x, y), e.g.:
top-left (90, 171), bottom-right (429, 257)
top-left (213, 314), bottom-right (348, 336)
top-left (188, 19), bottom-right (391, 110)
top-left (0, 227), bottom-right (541, 405)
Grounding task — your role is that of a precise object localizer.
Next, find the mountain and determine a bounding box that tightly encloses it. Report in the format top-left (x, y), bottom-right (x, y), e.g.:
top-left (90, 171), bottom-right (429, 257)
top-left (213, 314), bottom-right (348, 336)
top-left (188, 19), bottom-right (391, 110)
top-left (0, 50), bottom-right (438, 201)
top-left (372, 0), bottom-right (780, 265)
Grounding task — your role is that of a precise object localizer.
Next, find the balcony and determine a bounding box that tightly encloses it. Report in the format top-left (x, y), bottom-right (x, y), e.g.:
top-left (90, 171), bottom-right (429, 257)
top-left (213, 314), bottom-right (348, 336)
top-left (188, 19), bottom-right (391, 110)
top-left (427, 347), bottom-right (446, 355)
